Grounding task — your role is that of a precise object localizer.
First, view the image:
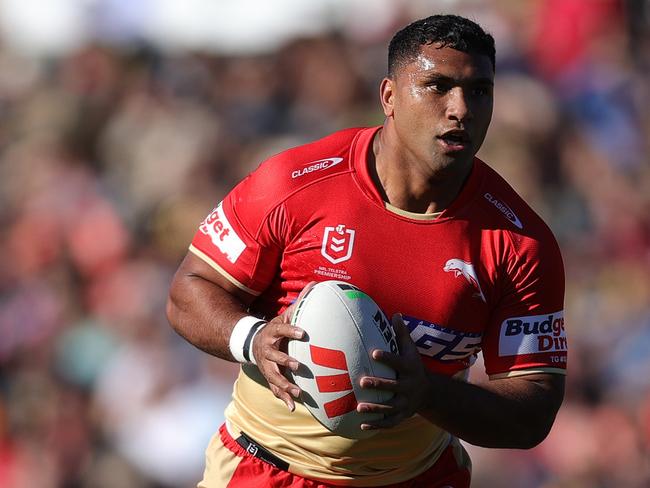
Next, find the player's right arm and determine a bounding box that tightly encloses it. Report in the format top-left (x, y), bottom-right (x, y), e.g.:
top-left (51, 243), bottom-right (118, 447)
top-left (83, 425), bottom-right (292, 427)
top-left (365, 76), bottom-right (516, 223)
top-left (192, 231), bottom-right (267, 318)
top-left (166, 251), bottom-right (304, 410)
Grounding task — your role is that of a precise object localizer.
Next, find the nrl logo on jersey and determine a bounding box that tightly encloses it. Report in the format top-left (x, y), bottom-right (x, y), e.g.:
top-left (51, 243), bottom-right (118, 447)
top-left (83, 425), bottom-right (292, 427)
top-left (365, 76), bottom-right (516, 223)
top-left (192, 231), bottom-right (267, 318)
top-left (321, 224), bottom-right (355, 264)
top-left (443, 259), bottom-right (486, 303)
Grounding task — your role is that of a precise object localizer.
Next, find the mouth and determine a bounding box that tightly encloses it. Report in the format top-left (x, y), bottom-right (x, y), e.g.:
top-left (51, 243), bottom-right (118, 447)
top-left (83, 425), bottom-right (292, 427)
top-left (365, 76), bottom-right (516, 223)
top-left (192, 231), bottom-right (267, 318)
top-left (437, 130), bottom-right (470, 152)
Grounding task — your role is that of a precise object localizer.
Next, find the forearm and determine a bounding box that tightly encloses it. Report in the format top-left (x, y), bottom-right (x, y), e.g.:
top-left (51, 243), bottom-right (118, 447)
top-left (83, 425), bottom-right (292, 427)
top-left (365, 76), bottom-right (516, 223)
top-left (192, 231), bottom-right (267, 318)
top-left (420, 372), bottom-right (563, 449)
top-left (166, 271), bottom-right (249, 361)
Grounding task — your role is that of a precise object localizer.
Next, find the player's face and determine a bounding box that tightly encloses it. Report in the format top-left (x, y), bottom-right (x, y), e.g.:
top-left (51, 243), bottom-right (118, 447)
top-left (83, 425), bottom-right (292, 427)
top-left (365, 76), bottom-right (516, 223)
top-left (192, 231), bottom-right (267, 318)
top-left (381, 44), bottom-right (494, 174)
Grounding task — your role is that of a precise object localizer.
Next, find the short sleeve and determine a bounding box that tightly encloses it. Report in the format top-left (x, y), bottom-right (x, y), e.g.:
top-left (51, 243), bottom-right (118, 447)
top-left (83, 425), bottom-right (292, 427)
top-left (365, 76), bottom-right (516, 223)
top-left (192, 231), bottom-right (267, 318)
top-left (189, 170), bottom-right (286, 296)
top-left (481, 232), bottom-right (567, 379)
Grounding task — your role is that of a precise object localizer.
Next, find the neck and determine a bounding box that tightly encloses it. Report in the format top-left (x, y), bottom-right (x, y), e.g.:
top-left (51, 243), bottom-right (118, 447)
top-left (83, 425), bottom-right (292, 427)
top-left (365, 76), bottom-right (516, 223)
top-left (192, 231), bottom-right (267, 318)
top-left (371, 127), bottom-right (474, 214)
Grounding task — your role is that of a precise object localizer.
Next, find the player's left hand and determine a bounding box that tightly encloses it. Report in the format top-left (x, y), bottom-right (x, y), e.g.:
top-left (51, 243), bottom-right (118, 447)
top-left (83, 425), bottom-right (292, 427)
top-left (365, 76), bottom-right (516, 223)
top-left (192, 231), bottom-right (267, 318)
top-left (357, 313), bottom-right (430, 430)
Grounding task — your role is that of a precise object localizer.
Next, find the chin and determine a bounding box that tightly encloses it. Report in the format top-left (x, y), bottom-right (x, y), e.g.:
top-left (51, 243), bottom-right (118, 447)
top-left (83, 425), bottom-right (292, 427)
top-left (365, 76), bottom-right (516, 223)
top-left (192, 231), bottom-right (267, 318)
top-left (430, 153), bottom-right (474, 177)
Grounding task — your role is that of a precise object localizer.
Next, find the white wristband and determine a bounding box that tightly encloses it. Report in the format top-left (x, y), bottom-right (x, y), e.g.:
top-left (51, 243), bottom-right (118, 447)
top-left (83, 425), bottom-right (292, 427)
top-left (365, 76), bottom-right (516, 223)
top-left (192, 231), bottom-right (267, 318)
top-left (229, 316), bottom-right (267, 364)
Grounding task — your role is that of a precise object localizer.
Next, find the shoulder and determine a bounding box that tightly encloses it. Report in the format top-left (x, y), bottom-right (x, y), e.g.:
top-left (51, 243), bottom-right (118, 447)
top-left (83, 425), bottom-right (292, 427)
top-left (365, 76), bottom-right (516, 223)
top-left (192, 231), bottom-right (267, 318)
top-left (472, 160), bottom-right (563, 271)
top-left (238, 127), bottom-right (368, 204)
top-left (474, 160), bottom-right (556, 243)
top-left (223, 127), bottom-right (371, 236)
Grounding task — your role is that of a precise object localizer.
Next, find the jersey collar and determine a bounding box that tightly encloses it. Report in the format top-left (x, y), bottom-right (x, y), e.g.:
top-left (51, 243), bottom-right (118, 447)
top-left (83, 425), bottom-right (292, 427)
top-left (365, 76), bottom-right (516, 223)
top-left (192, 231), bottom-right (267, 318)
top-left (351, 126), bottom-right (485, 221)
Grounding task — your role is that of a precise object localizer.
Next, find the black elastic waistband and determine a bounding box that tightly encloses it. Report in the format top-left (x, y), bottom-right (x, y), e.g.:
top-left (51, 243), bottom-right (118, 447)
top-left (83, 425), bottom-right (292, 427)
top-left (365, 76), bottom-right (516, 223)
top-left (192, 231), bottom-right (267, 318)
top-left (235, 431), bottom-right (290, 471)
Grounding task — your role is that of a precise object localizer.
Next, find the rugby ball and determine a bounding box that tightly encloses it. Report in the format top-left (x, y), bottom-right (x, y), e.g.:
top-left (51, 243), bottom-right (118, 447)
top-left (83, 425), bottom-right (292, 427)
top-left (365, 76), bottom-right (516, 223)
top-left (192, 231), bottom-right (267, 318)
top-left (288, 280), bottom-right (398, 439)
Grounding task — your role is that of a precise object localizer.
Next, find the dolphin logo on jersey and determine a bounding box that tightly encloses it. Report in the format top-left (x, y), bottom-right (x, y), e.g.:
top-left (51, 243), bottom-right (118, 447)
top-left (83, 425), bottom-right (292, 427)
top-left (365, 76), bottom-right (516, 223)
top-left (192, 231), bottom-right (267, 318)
top-left (443, 259), bottom-right (486, 303)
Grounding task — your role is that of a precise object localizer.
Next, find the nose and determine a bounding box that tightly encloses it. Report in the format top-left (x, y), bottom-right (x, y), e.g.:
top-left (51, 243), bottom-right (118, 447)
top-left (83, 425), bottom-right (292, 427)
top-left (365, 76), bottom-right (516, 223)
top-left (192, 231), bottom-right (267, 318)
top-left (446, 87), bottom-right (472, 123)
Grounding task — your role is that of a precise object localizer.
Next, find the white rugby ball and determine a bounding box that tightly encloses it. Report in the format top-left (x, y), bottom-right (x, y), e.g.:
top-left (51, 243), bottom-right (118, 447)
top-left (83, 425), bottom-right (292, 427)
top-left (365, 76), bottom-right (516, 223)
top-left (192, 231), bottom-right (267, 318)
top-left (288, 280), bottom-right (398, 439)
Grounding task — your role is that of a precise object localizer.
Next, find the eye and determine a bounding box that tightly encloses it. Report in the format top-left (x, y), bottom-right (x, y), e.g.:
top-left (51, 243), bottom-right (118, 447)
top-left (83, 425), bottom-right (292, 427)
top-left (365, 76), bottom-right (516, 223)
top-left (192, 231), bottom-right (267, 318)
top-left (472, 85), bottom-right (492, 97)
top-left (426, 81), bottom-right (451, 93)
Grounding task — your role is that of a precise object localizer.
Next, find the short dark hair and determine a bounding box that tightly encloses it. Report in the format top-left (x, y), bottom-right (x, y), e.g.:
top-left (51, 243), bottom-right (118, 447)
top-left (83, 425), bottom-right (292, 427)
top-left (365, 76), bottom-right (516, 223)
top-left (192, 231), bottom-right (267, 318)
top-left (388, 14), bottom-right (495, 76)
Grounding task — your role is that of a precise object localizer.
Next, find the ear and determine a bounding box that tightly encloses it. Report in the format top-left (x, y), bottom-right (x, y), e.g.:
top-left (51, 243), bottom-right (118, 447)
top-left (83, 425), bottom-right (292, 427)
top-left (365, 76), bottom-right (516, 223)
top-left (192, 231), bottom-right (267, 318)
top-left (379, 77), bottom-right (395, 117)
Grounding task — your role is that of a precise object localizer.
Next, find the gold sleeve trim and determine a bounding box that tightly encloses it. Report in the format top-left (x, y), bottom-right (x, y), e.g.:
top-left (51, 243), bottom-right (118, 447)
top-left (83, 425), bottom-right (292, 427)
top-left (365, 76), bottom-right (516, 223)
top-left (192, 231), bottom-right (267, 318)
top-left (489, 368), bottom-right (566, 380)
top-left (189, 244), bottom-right (261, 296)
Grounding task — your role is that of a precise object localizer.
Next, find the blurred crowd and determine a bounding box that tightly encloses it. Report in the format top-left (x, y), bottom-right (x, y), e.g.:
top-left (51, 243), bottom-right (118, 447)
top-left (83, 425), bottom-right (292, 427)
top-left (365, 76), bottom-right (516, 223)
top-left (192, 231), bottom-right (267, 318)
top-left (0, 0), bottom-right (649, 487)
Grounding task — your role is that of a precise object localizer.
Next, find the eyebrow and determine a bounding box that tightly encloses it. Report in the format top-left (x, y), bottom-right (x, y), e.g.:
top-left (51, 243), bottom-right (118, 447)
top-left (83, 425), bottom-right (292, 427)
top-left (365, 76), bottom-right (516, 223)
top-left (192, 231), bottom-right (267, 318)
top-left (422, 73), bottom-right (494, 86)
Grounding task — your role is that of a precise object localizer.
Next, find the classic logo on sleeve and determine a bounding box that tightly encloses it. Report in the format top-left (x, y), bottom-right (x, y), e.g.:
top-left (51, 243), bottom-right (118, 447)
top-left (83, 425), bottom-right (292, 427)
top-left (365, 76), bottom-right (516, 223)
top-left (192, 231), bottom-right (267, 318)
top-left (198, 203), bottom-right (246, 263)
top-left (291, 157), bottom-right (344, 179)
top-left (484, 192), bottom-right (523, 229)
top-left (498, 311), bottom-right (567, 357)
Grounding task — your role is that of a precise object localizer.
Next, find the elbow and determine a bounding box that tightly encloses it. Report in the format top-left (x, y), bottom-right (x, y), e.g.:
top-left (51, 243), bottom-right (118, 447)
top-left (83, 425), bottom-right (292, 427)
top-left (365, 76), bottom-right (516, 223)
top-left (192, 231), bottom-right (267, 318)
top-left (515, 411), bottom-right (557, 449)
top-left (166, 279), bottom-right (187, 336)
top-left (166, 293), bottom-right (180, 332)
top-left (514, 376), bottom-right (565, 449)
top-left (519, 423), bottom-right (552, 449)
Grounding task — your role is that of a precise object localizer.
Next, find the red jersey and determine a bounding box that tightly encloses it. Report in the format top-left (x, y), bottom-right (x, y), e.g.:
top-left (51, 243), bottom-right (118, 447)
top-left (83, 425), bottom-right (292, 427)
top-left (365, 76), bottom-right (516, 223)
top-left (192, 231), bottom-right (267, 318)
top-left (190, 126), bottom-right (566, 484)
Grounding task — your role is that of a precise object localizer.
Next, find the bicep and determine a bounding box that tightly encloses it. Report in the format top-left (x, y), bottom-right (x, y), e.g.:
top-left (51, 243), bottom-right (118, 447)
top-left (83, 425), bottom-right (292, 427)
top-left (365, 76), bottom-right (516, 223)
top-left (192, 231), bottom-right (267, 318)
top-left (167, 251), bottom-right (260, 359)
top-left (170, 251), bottom-right (257, 307)
top-left (472, 372), bottom-right (566, 447)
top-left (490, 372), bottom-right (565, 416)
top-left (167, 251), bottom-right (257, 337)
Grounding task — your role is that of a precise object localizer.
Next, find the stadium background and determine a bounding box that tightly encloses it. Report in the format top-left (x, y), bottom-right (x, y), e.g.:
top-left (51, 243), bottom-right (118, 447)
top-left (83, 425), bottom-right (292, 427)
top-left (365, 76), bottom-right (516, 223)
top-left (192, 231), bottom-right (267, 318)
top-left (0, 0), bottom-right (648, 486)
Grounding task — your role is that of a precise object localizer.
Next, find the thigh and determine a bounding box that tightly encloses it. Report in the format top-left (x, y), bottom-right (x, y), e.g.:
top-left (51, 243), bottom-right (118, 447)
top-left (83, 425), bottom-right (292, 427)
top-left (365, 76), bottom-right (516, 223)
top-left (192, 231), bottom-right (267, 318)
top-left (403, 438), bottom-right (471, 488)
top-left (197, 428), bottom-right (244, 488)
top-left (200, 425), bottom-right (470, 488)
top-left (199, 425), bottom-right (332, 488)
